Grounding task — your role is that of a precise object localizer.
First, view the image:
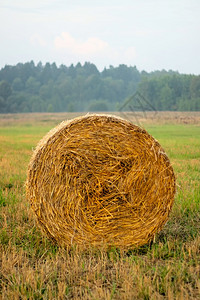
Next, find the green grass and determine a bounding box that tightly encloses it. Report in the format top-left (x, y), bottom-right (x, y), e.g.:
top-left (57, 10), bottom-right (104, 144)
top-left (0, 113), bottom-right (200, 299)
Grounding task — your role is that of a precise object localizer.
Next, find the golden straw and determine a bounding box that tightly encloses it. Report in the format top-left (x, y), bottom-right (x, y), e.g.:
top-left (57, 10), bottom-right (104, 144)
top-left (26, 114), bottom-right (176, 249)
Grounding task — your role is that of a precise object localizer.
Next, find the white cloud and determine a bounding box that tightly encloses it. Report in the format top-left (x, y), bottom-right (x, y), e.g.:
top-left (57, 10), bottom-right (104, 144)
top-left (1, 1), bottom-right (200, 73)
top-left (53, 32), bottom-right (138, 69)
top-left (54, 32), bottom-right (109, 55)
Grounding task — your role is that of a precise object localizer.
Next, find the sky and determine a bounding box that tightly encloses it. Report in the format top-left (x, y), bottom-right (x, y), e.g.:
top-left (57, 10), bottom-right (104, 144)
top-left (0, 0), bottom-right (200, 74)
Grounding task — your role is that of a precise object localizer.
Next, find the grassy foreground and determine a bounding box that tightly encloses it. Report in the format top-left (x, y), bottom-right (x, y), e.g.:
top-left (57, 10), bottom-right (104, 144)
top-left (0, 112), bottom-right (200, 300)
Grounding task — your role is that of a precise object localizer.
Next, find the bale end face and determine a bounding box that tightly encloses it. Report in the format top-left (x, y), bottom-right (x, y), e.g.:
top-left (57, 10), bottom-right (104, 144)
top-left (26, 114), bottom-right (176, 249)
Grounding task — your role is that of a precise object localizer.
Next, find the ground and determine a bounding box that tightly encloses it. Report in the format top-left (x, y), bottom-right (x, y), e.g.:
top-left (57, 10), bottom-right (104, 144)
top-left (0, 112), bottom-right (200, 299)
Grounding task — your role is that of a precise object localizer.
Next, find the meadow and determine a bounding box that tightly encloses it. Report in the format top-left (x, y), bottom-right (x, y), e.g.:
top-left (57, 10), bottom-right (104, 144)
top-left (0, 112), bottom-right (200, 300)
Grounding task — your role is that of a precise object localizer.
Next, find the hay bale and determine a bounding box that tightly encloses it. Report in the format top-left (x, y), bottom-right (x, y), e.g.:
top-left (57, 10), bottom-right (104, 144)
top-left (26, 114), bottom-right (176, 249)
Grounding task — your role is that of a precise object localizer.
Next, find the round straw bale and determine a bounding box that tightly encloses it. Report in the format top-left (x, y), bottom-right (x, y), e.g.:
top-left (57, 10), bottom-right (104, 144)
top-left (26, 114), bottom-right (176, 249)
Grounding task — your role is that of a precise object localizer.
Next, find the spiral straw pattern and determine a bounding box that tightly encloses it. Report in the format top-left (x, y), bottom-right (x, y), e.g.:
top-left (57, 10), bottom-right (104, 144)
top-left (26, 114), bottom-right (176, 249)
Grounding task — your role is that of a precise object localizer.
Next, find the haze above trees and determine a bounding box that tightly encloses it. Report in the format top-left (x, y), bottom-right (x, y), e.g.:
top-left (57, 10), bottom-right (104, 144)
top-left (0, 61), bottom-right (199, 113)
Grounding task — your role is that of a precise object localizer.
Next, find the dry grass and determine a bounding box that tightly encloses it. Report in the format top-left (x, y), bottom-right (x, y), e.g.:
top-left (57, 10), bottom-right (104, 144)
top-left (1, 237), bottom-right (199, 300)
top-left (0, 111), bottom-right (200, 127)
top-left (26, 114), bottom-right (175, 249)
top-left (0, 112), bottom-right (200, 299)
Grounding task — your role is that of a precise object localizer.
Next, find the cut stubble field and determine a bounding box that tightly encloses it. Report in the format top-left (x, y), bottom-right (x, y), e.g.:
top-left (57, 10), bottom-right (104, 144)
top-left (0, 112), bottom-right (200, 300)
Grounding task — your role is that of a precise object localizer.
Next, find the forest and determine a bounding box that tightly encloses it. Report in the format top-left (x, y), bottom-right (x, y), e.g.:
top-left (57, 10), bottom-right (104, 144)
top-left (0, 61), bottom-right (199, 113)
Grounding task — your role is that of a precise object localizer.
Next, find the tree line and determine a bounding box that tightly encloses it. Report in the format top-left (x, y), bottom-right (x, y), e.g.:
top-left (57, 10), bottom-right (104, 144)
top-left (0, 61), bottom-right (199, 113)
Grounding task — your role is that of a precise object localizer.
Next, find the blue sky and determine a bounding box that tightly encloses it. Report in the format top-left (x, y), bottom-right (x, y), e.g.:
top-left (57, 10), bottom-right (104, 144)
top-left (0, 0), bottom-right (200, 74)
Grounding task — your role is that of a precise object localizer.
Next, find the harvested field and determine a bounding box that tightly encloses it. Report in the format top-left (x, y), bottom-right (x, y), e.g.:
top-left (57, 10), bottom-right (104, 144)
top-left (0, 112), bottom-right (199, 299)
